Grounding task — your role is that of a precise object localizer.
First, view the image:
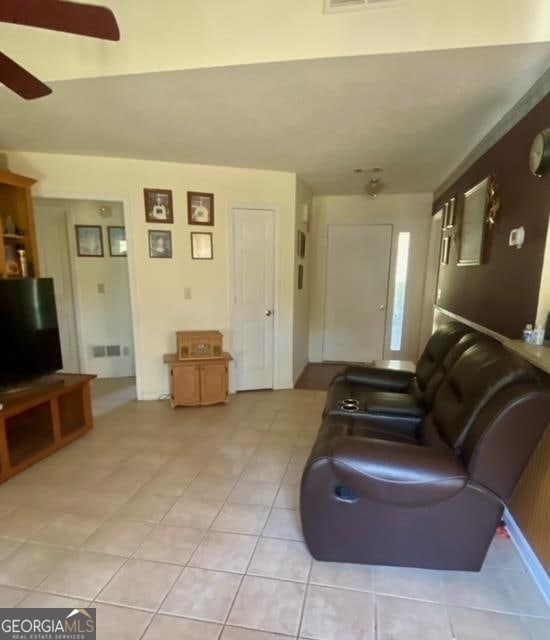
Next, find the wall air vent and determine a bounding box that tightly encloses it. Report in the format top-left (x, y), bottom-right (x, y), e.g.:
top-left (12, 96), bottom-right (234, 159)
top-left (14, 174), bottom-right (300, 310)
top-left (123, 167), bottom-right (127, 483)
top-left (325, 0), bottom-right (408, 13)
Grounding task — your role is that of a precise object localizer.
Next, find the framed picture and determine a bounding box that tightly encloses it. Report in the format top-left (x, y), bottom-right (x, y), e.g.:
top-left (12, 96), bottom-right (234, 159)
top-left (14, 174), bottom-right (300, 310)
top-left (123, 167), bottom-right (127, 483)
top-left (447, 197), bottom-right (456, 228)
top-left (108, 226), bottom-right (127, 257)
top-left (191, 232), bottom-right (213, 260)
top-left (297, 230), bottom-right (306, 258)
top-left (144, 188), bottom-right (174, 224)
top-left (75, 225), bottom-right (103, 257)
top-left (442, 202), bottom-right (450, 228)
top-left (298, 264), bottom-right (304, 290)
top-left (148, 230), bottom-right (172, 258)
top-left (458, 177), bottom-right (489, 266)
top-left (188, 192), bottom-right (214, 226)
top-left (441, 236), bottom-right (450, 265)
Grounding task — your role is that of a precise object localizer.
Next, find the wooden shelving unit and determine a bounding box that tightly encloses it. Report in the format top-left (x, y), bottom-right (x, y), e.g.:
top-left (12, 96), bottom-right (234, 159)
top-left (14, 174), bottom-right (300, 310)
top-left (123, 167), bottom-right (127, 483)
top-left (0, 374), bottom-right (95, 483)
top-left (0, 169), bottom-right (39, 279)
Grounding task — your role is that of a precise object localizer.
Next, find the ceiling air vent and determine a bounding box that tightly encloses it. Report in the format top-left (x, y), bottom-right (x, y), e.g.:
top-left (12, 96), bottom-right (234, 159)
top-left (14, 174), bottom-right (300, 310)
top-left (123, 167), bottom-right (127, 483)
top-left (325, 0), bottom-right (408, 13)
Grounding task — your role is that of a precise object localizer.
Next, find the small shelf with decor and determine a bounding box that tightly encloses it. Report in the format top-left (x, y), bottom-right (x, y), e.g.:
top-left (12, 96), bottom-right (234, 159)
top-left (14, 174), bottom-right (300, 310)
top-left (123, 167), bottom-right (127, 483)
top-left (0, 169), bottom-right (39, 279)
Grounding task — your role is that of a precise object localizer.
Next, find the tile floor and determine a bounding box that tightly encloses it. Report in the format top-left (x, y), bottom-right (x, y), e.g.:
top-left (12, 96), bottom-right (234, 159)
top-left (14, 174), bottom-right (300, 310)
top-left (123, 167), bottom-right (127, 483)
top-left (0, 389), bottom-right (548, 639)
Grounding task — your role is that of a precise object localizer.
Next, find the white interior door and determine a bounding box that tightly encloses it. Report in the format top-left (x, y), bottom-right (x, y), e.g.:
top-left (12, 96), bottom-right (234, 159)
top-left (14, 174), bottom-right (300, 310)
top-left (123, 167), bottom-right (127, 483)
top-left (232, 208), bottom-right (275, 390)
top-left (323, 224), bottom-right (392, 363)
top-left (34, 207), bottom-right (81, 373)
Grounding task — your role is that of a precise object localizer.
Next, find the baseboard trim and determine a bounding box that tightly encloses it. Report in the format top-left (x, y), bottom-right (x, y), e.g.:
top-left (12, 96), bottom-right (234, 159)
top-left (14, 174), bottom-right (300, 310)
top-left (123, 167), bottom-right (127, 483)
top-left (504, 508), bottom-right (550, 606)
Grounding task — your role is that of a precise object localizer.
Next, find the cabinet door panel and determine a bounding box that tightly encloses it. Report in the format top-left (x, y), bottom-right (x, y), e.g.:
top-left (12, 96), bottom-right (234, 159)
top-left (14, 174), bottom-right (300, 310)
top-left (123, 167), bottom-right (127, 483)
top-left (171, 365), bottom-right (200, 405)
top-left (199, 363), bottom-right (228, 405)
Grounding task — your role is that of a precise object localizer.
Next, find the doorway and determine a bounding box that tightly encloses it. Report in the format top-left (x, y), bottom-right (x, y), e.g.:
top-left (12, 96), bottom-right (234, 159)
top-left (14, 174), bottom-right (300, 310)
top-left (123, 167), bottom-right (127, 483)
top-left (322, 224), bottom-right (392, 363)
top-left (231, 207), bottom-right (275, 391)
top-left (34, 198), bottom-right (136, 390)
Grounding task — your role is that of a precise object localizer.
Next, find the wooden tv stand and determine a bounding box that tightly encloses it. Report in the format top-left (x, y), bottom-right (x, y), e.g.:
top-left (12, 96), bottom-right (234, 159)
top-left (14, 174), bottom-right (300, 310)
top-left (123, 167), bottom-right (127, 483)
top-left (0, 374), bottom-right (95, 484)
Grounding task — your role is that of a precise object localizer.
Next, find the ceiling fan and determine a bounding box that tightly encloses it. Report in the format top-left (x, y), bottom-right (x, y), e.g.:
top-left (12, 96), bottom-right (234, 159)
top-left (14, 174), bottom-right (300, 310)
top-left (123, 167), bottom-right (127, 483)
top-left (0, 0), bottom-right (119, 100)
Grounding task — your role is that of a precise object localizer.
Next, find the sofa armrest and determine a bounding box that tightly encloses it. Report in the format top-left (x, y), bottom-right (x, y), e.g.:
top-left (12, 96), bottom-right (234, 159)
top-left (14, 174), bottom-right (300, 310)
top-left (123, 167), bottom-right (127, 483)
top-left (341, 366), bottom-right (415, 391)
top-left (329, 436), bottom-right (467, 507)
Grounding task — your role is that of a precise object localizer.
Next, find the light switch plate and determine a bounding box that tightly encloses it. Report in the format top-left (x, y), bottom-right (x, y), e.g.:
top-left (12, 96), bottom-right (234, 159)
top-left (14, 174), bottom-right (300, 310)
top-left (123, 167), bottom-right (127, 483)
top-left (184, 287), bottom-right (192, 300)
top-left (98, 283), bottom-right (105, 294)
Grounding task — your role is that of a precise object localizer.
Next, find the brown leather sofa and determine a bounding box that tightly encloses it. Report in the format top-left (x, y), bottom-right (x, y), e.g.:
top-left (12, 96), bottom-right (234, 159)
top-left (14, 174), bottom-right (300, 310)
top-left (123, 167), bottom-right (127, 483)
top-left (324, 322), bottom-right (481, 425)
top-left (301, 338), bottom-right (550, 570)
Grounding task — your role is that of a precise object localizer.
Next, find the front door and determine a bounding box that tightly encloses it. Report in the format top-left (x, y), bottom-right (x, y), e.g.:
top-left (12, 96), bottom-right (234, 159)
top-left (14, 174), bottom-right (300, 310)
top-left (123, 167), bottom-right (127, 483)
top-left (232, 208), bottom-right (275, 390)
top-left (323, 224), bottom-right (392, 363)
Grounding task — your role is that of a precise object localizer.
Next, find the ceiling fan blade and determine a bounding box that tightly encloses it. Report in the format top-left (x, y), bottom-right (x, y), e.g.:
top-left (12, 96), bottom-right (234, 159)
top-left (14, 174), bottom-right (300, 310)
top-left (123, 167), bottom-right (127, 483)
top-left (0, 0), bottom-right (120, 41)
top-left (0, 52), bottom-right (52, 99)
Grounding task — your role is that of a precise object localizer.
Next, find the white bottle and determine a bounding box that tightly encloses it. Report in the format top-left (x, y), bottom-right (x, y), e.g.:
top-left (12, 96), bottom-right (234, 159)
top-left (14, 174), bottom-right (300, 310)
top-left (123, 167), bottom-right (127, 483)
top-left (533, 325), bottom-right (545, 346)
top-left (522, 324), bottom-right (534, 344)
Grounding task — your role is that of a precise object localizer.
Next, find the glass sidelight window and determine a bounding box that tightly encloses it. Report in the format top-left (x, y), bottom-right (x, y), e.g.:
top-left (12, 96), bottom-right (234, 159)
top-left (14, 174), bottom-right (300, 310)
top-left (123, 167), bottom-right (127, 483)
top-left (390, 232), bottom-right (410, 351)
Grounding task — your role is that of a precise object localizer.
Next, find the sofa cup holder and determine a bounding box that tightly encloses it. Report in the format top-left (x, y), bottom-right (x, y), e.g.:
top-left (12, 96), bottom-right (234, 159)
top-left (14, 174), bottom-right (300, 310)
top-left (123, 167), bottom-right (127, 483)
top-left (334, 485), bottom-right (358, 503)
top-left (338, 399), bottom-right (360, 412)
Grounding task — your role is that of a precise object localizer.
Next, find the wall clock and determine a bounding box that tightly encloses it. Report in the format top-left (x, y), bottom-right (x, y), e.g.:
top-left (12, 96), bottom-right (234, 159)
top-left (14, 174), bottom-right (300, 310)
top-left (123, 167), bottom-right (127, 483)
top-left (530, 128), bottom-right (550, 177)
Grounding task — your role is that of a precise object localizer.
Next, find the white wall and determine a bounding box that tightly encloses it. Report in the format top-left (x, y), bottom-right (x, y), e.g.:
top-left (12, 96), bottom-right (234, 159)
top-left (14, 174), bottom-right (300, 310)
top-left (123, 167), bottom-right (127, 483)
top-left (66, 200), bottom-right (135, 378)
top-left (5, 151), bottom-right (297, 399)
top-left (2, 0), bottom-right (549, 83)
top-left (292, 178), bottom-right (313, 382)
top-left (536, 214), bottom-right (550, 329)
top-left (308, 193), bottom-right (433, 363)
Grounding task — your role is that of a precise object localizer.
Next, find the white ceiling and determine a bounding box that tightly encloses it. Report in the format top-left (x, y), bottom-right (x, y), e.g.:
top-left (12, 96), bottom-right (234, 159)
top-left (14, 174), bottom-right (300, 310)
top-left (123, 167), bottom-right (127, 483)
top-left (1, 43), bottom-right (549, 194)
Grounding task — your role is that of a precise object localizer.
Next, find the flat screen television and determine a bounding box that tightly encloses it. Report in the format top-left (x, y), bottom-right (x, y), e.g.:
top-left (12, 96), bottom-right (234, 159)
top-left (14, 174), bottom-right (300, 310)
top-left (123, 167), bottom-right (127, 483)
top-left (0, 278), bottom-right (63, 390)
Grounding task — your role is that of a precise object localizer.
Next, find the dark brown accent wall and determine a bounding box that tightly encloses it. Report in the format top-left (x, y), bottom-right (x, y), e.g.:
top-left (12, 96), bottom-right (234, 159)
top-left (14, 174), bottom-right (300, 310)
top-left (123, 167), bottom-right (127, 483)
top-left (434, 93), bottom-right (550, 339)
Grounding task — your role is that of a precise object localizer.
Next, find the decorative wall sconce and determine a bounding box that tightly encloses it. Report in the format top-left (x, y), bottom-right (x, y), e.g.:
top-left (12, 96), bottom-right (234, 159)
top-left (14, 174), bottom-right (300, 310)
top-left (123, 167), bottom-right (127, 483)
top-left (486, 174), bottom-right (500, 228)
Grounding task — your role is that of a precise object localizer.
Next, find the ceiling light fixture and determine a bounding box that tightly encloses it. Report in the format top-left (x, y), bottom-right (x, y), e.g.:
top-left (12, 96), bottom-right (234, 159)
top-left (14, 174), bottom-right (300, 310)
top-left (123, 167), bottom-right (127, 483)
top-left (366, 178), bottom-right (384, 197)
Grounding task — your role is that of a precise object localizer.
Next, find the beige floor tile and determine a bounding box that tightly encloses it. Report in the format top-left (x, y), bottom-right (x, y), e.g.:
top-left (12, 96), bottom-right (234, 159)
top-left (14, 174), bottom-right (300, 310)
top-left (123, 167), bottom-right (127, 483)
top-left (142, 614), bottom-right (221, 640)
top-left (0, 538), bottom-right (21, 560)
top-left (241, 459), bottom-right (288, 484)
top-left (133, 524), bottom-right (204, 564)
top-left (97, 558), bottom-right (181, 610)
top-left (443, 568), bottom-right (518, 613)
top-left (24, 485), bottom-right (89, 511)
top-left (248, 538), bottom-right (311, 582)
top-left (70, 491), bottom-right (130, 518)
top-left (115, 493), bottom-right (176, 523)
top-left (503, 570), bottom-right (550, 617)
top-left (229, 480), bottom-right (279, 506)
top-left (263, 508), bottom-right (303, 540)
top-left (163, 496), bottom-right (223, 528)
top-left (301, 585), bottom-right (374, 640)
top-left (0, 506), bottom-right (58, 540)
top-left (161, 567), bottom-right (241, 622)
top-left (377, 595), bottom-right (452, 640)
top-left (184, 474), bottom-right (237, 501)
top-left (0, 585), bottom-right (28, 606)
top-left (0, 542), bottom-right (70, 589)
top-left (212, 503), bottom-right (270, 535)
top-left (190, 531), bottom-right (258, 573)
top-left (82, 518), bottom-right (153, 557)
top-left (39, 550), bottom-right (125, 599)
top-left (17, 591), bottom-right (88, 608)
top-left (274, 485), bottom-right (300, 509)
top-left (228, 576), bottom-right (306, 636)
top-left (374, 565), bottom-right (444, 601)
top-left (221, 628), bottom-right (291, 640)
top-left (310, 561), bottom-right (373, 593)
top-left (94, 603), bottom-right (153, 640)
top-left (450, 606), bottom-right (532, 640)
top-left (31, 513), bottom-right (105, 548)
top-left (484, 536), bottom-right (526, 572)
top-left (521, 616), bottom-right (550, 640)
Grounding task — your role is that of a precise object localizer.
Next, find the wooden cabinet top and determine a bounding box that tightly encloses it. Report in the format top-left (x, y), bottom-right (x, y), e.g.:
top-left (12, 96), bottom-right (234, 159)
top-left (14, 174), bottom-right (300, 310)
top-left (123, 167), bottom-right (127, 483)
top-left (164, 352), bottom-right (233, 365)
top-left (0, 170), bottom-right (36, 189)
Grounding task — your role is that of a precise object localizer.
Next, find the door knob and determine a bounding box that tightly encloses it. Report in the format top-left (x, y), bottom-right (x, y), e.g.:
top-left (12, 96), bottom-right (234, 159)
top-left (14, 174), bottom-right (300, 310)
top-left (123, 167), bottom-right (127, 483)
top-left (379, 304), bottom-right (385, 310)
top-left (265, 309), bottom-right (273, 316)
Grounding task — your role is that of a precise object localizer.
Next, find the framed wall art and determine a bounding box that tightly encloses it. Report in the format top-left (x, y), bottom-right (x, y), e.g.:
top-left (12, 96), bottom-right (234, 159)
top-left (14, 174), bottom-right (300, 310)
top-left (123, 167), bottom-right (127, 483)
top-left (458, 177), bottom-right (489, 266)
top-left (441, 235), bottom-right (450, 265)
top-left (191, 232), bottom-right (213, 259)
top-left (108, 226), bottom-right (127, 257)
top-left (297, 230), bottom-right (306, 258)
top-left (144, 188), bottom-right (174, 224)
top-left (188, 192), bottom-right (214, 226)
top-left (75, 225), bottom-right (103, 257)
top-left (298, 264), bottom-right (304, 290)
top-left (148, 230), bottom-right (172, 258)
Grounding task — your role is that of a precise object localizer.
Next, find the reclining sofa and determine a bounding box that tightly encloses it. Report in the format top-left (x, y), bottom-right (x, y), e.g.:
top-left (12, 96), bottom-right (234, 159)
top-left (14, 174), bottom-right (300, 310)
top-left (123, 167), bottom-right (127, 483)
top-left (300, 323), bottom-right (550, 570)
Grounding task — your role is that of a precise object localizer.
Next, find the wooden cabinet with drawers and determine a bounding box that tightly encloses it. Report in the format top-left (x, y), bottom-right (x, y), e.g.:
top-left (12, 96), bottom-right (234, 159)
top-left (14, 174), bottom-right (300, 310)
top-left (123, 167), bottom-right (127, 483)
top-left (164, 352), bottom-right (232, 408)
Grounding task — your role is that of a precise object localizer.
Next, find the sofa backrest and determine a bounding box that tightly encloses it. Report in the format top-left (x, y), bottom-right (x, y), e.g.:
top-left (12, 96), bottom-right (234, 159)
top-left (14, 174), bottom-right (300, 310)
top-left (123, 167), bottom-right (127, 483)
top-left (422, 332), bottom-right (489, 408)
top-left (462, 383), bottom-right (550, 500)
top-left (429, 341), bottom-right (537, 451)
top-left (413, 322), bottom-right (472, 395)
